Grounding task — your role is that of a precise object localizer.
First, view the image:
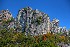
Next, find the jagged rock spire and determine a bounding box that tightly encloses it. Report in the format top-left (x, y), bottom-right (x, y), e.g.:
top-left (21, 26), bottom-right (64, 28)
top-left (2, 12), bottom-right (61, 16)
top-left (16, 7), bottom-right (68, 35)
top-left (17, 7), bottom-right (50, 35)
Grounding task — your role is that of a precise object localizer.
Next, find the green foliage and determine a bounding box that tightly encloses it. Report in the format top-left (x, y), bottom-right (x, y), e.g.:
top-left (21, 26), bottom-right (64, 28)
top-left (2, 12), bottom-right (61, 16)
top-left (2, 17), bottom-right (14, 24)
top-left (36, 16), bottom-right (42, 25)
top-left (0, 28), bottom-right (70, 47)
top-left (24, 8), bottom-right (27, 10)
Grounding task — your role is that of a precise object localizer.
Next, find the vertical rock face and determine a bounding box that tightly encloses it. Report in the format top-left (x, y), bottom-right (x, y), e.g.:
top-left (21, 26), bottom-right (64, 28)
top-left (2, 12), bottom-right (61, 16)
top-left (17, 7), bottom-right (51, 35)
top-left (17, 7), bottom-right (33, 31)
top-left (0, 7), bottom-right (69, 36)
top-left (51, 18), bottom-right (59, 33)
top-left (17, 7), bottom-right (68, 35)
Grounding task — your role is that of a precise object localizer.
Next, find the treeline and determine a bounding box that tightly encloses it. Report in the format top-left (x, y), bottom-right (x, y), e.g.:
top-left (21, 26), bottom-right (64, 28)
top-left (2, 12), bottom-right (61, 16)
top-left (0, 28), bottom-right (70, 47)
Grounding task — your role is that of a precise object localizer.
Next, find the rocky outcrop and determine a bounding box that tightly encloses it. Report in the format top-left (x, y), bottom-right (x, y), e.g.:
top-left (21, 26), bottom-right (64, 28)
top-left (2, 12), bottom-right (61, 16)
top-left (0, 9), bottom-right (12, 21)
top-left (0, 7), bottom-right (68, 36)
top-left (17, 7), bottom-right (52, 35)
top-left (17, 7), bottom-right (68, 36)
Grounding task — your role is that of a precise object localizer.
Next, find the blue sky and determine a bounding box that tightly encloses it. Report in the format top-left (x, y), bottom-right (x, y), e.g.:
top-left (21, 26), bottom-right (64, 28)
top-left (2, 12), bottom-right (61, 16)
top-left (0, 0), bottom-right (70, 29)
